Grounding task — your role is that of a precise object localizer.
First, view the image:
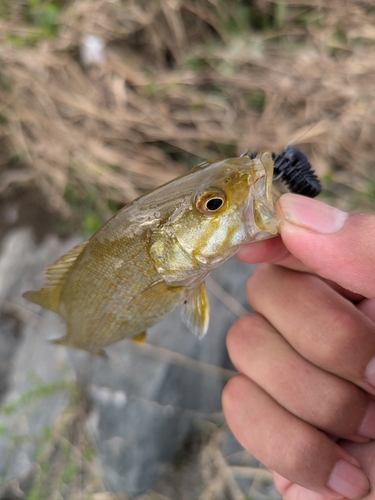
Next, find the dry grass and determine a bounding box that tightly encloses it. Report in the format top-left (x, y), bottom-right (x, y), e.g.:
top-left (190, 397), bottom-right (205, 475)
top-left (0, 0), bottom-right (375, 222)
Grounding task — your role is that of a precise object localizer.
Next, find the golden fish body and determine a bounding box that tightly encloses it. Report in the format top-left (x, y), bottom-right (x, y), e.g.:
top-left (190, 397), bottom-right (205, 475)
top-left (24, 151), bottom-right (280, 354)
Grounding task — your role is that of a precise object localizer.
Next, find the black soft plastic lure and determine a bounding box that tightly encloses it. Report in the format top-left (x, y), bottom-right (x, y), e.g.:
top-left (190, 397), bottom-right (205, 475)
top-left (248, 147), bottom-right (321, 198)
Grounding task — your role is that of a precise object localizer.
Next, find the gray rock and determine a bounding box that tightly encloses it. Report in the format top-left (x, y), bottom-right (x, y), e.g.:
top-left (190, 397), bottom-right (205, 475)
top-left (0, 230), bottom-right (79, 497)
top-left (0, 314), bottom-right (20, 400)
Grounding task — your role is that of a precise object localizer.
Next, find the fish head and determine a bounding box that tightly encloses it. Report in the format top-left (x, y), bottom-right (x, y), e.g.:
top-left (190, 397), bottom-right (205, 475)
top-left (200, 149), bottom-right (279, 225)
top-left (150, 151), bottom-right (280, 284)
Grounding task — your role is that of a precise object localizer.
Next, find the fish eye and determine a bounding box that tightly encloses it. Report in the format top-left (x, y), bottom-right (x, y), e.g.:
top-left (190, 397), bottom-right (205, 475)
top-left (196, 190), bottom-right (226, 214)
top-left (206, 198), bottom-right (224, 211)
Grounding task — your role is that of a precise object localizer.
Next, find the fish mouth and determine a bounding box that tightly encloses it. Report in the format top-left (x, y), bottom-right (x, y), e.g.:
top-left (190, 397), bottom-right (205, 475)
top-left (243, 174), bottom-right (280, 240)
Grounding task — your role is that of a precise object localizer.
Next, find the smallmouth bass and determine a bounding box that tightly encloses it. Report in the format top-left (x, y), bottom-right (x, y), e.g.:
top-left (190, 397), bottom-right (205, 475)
top-left (23, 150), bottom-right (314, 355)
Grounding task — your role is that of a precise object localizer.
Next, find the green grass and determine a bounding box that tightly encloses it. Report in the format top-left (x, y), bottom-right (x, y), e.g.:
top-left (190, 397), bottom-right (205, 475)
top-left (0, 381), bottom-right (75, 416)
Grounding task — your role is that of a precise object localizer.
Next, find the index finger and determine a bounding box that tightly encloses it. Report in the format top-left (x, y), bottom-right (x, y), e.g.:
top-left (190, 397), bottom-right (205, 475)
top-left (276, 194), bottom-right (375, 299)
top-left (240, 195), bottom-right (375, 299)
top-left (238, 237), bottom-right (364, 303)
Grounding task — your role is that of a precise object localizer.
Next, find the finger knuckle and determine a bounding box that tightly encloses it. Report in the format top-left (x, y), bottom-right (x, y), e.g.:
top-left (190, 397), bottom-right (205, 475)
top-left (317, 384), bottom-right (365, 434)
top-left (318, 311), bottom-right (361, 365)
top-left (280, 429), bottom-right (325, 476)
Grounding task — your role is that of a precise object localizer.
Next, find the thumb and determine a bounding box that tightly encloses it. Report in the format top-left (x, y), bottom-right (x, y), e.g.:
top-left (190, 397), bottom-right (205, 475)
top-left (276, 194), bottom-right (375, 298)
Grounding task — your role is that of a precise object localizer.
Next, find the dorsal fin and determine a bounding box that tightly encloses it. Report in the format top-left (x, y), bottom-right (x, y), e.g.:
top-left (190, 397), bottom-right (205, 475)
top-left (44, 240), bottom-right (89, 287)
top-left (190, 160), bottom-right (210, 173)
top-left (23, 240), bottom-right (89, 314)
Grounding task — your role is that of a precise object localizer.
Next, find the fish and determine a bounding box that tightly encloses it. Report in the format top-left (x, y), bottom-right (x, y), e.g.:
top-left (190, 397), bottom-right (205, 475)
top-left (22, 150), bottom-right (285, 355)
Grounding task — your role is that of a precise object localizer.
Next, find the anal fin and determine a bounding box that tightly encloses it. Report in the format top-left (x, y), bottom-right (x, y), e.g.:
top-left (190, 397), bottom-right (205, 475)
top-left (131, 331), bottom-right (147, 344)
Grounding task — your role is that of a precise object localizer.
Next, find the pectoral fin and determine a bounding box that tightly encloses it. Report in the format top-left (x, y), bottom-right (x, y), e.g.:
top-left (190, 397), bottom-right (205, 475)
top-left (181, 282), bottom-right (209, 338)
top-left (149, 230), bottom-right (201, 286)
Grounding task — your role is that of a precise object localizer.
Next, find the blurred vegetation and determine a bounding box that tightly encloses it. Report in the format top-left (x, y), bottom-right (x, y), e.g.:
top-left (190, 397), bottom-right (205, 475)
top-left (0, 379), bottom-right (103, 500)
top-left (1, 0), bottom-right (375, 236)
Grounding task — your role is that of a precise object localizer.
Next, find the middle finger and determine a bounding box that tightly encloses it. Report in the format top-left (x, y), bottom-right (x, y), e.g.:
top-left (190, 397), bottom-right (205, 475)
top-left (227, 313), bottom-right (375, 440)
top-left (247, 264), bottom-right (375, 395)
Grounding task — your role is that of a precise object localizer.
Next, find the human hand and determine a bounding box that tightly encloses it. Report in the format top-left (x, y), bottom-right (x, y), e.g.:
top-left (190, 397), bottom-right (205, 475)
top-left (222, 193), bottom-right (375, 500)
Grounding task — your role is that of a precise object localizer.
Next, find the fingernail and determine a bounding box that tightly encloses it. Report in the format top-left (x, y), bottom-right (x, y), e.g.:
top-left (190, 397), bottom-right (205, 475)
top-left (358, 400), bottom-right (375, 438)
top-left (278, 194), bottom-right (348, 234)
top-left (365, 357), bottom-right (375, 391)
top-left (346, 434), bottom-right (371, 443)
top-left (328, 460), bottom-right (369, 499)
